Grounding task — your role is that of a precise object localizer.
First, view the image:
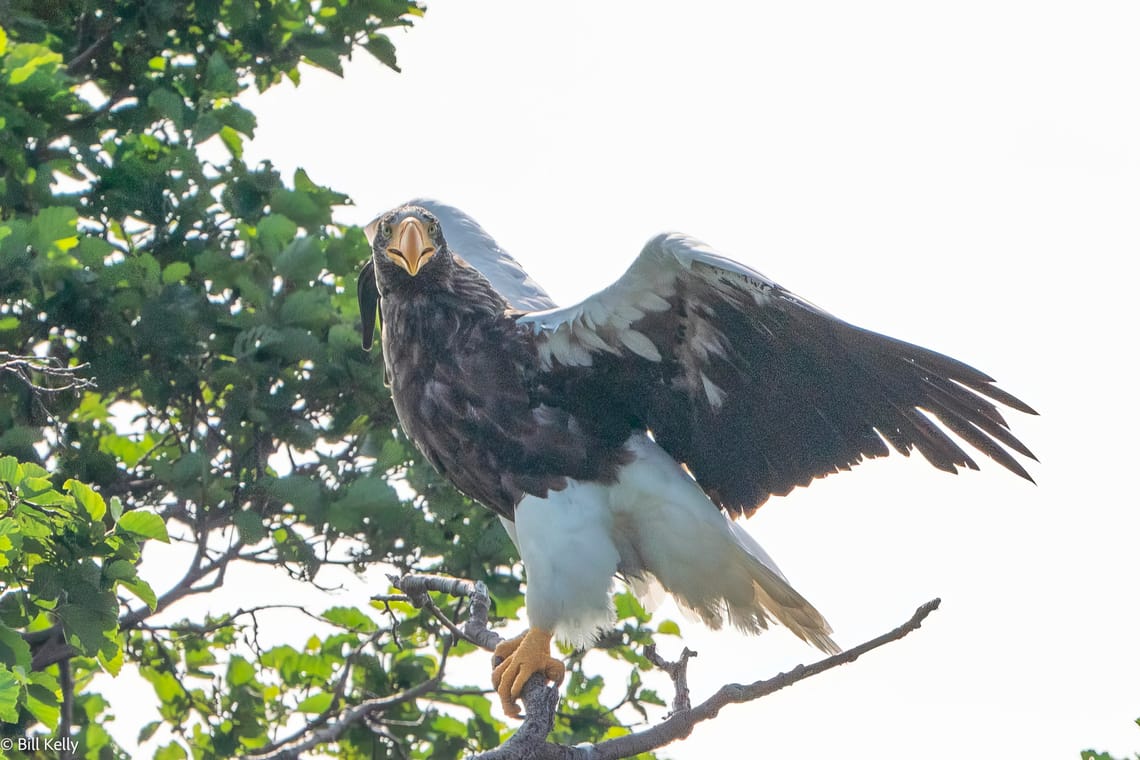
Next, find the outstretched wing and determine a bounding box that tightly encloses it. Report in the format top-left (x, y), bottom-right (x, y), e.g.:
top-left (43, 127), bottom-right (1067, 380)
top-left (517, 233), bottom-right (1037, 517)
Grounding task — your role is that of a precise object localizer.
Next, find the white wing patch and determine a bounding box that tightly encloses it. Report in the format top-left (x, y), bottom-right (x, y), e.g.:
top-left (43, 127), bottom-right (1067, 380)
top-left (517, 230), bottom-right (797, 417)
top-left (618, 329), bottom-right (662, 362)
top-left (700, 371), bottom-right (727, 409)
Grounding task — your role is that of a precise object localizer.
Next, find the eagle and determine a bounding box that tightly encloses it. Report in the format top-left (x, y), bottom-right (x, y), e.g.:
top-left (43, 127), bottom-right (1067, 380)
top-left (357, 200), bottom-right (1036, 718)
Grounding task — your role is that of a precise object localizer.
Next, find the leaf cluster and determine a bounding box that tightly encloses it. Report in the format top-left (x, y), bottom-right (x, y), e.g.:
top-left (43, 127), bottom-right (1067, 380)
top-left (0, 455), bottom-right (166, 752)
top-left (0, 1), bottom-right (683, 756)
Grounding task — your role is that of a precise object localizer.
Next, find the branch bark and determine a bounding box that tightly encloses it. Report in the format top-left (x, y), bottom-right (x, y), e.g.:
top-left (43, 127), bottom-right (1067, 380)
top-left (461, 595), bottom-right (940, 759)
top-left (237, 573), bottom-right (940, 760)
top-left (0, 353), bottom-right (95, 393)
top-left (393, 575), bottom-right (941, 760)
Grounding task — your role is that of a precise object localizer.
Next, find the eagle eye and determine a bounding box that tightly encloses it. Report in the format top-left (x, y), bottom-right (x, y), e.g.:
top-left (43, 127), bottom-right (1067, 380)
top-left (380, 221), bottom-right (393, 238)
top-left (426, 221), bottom-right (439, 236)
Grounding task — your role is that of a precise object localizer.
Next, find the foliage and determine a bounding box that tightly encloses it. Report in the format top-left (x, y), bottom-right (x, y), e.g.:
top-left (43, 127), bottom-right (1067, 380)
top-left (1083, 718), bottom-right (1140, 760)
top-left (0, 1), bottom-right (675, 756)
top-left (0, 455), bottom-right (165, 753)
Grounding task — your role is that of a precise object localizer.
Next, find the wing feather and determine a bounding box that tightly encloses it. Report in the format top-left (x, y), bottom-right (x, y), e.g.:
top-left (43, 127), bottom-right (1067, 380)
top-left (518, 233), bottom-right (1036, 515)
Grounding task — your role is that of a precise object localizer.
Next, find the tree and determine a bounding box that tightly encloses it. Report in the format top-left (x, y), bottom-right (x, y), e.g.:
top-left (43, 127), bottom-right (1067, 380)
top-left (0, 2), bottom-right (939, 757)
top-left (0, 1), bottom-right (680, 756)
top-left (1083, 720), bottom-right (1140, 760)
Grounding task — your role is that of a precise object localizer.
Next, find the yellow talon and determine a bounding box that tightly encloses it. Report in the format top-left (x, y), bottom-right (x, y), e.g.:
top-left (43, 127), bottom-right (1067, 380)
top-left (490, 628), bottom-right (566, 718)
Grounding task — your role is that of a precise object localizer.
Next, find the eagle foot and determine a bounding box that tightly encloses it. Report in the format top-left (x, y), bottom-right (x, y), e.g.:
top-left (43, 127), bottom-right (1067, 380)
top-left (490, 627), bottom-right (565, 719)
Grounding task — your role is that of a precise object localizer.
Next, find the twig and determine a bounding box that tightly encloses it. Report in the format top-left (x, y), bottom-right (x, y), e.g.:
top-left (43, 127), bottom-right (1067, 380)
top-left (66, 32), bottom-right (112, 74)
top-left (388, 573), bottom-right (505, 652)
top-left (119, 539), bottom-right (244, 629)
top-left (0, 353), bottom-right (95, 393)
top-left (580, 598), bottom-right (943, 760)
top-left (225, 571), bottom-right (940, 760)
top-left (246, 637), bottom-right (453, 760)
top-left (245, 629), bottom-right (387, 756)
top-left (464, 596), bottom-right (941, 760)
top-left (644, 645), bottom-right (697, 714)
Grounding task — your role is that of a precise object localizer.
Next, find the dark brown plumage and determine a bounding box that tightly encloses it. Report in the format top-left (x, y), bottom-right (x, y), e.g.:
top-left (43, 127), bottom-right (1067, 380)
top-left (357, 200), bottom-right (1037, 718)
top-left (358, 207), bottom-right (631, 519)
top-left (359, 204), bottom-right (1037, 520)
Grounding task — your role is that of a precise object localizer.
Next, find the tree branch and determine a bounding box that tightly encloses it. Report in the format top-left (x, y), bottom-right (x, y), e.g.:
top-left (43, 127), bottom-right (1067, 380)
top-left (585, 598), bottom-right (942, 760)
top-left (386, 575), bottom-right (941, 759)
top-left (233, 572), bottom-right (940, 760)
top-left (246, 636), bottom-right (453, 760)
top-left (645, 644), bottom-right (697, 714)
top-left (119, 538), bottom-right (244, 629)
top-left (0, 353), bottom-right (95, 394)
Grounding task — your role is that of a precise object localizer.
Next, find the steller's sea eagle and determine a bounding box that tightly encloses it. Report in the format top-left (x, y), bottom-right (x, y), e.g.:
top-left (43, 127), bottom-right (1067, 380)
top-left (357, 200), bottom-right (1036, 718)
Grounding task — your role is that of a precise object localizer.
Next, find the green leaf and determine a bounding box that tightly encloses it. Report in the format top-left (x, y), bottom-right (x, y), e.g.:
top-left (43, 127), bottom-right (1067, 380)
top-left (656, 619), bottom-right (682, 636)
top-left (204, 51), bottom-right (240, 95)
top-left (266, 475), bottom-right (322, 515)
top-left (216, 103), bottom-right (257, 137)
top-left (58, 593), bottom-right (118, 657)
top-left (154, 741), bottom-right (188, 760)
top-left (0, 456), bottom-right (19, 483)
top-left (162, 261), bottom-right (192, 284)
top-left (255, 214), bottom-right (299, 254)
top-left (364, 35), bottom-right (400, 71)
top-left (233, 510), bottom-right (267, 544)
top-left (0, 666), bottom-right (20, 723)
top-left (29, 206), bottom-right (78, 254)
top-left (148, 88), bottom-right (187, 129)
top-left (431, 713), bottom-right (467, 736)
top-left (0, 623), bottom-right (33, 671)
top-left (118, 577), bottom-right (159, 610)
top-left (99, 646), bottom-right (124, 677)
top-left (321, 606), bottom-right (378, 633)
top-left (20, 476), bottom-right (72, 507)
top-left (139, 720), bottom-right (162, 743)
top-left (293, 36), bottom-right (344, 76)
top-left (24, 672), bottom-right (61, 727)
top-left (118, 511), bottom-right (170, 542)
top-left (275, 236), bottom-right (324, 282)
top-left (613, 591), bottom-right (650, 624)
top-left (637, 688), bottom-right (666, 706)
top-left (295, 691), bottom-right (333, 714)
top-left (109, 496), bottom-right (124, 522)
top-left (226, 656), bottom-right (256, 687)
top-left (219, 125), bottom-right (244, 158)
top-left (66, 479), bottom-right (107, 520)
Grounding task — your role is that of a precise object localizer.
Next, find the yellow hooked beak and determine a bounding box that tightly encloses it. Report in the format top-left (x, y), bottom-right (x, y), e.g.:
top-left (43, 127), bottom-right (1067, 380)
top-left (386, 217), bottom-right (436, 276)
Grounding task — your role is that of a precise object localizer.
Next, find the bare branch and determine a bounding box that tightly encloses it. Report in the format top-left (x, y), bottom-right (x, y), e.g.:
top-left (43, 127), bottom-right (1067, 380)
top-left (582, 598), bottom-right (943, 760)
top-left (119, 539), bottom-right (244, 629)
top-left (228, 572), bottom-right (940, 760)
top-left (0, 352), bottom-right (95, 394)
top-left (66, 31), bottom-right (112, 74)
top-left (466, 596), bottom-right (942, 760)
top-left (388, 572), bottom-right (505, 652)
top-left (645, 644), bottom-right (697, 714)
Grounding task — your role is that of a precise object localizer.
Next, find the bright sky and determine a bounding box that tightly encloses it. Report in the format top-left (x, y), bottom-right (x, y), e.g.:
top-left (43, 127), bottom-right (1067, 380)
top-left (219, 2), bottom-right (1140, 757)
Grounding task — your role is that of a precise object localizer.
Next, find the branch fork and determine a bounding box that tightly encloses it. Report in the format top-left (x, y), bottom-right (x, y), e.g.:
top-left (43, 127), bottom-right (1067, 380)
top-left (386, 574), bottom-right (942, 760)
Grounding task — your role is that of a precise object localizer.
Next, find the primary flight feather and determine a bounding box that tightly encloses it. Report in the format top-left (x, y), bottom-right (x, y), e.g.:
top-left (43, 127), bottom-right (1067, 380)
top-left (357, 199), bottom-right (1036, 717)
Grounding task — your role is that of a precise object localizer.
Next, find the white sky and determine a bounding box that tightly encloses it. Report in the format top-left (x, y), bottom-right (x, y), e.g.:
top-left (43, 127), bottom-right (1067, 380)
top-left (122, 2), bottom-right (1140, 758)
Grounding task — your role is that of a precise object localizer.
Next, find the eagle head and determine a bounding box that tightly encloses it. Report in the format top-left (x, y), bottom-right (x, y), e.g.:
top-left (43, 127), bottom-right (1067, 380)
top-left (357, 205), bottom-right (460, 351)
top-left (363, 205), bottom-right (452, 289)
